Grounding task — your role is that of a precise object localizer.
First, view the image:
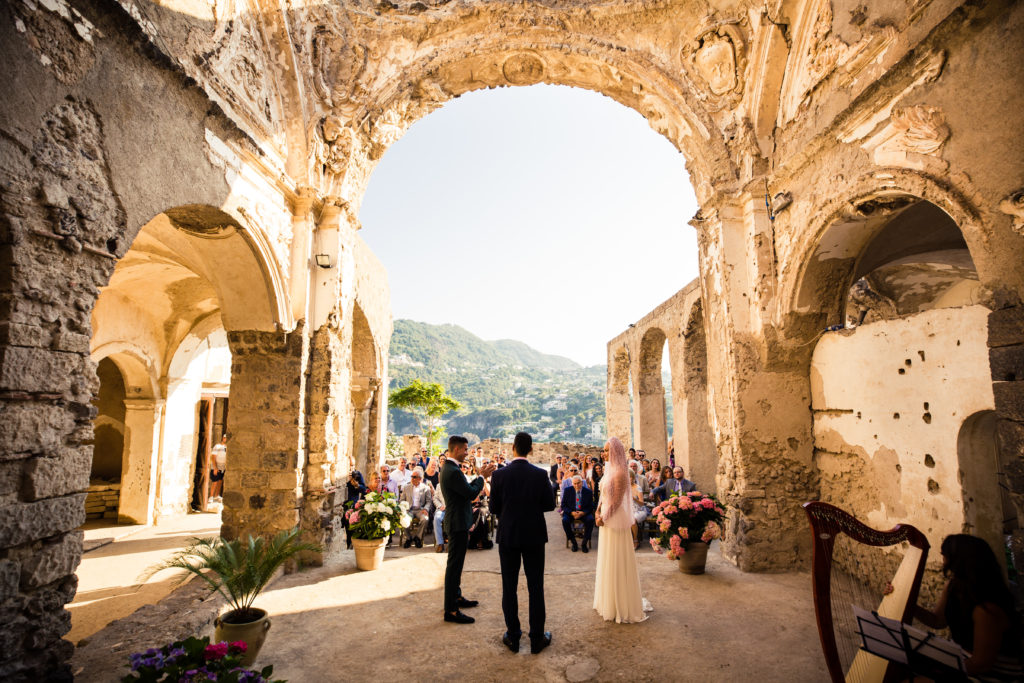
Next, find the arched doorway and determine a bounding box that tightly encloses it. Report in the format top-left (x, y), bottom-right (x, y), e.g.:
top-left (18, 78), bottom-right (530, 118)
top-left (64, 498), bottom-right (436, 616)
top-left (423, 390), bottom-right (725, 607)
top-left (958, 410), bottom-right (1017, 568)
top-left (636, 327), bottom-right (669, 464)
top-left (804, 195), bottom-right (995, 558)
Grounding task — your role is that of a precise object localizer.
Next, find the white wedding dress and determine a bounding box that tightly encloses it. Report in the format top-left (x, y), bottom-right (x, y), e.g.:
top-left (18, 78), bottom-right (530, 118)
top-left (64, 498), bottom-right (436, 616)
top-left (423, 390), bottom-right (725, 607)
top-left (593, 477), bottom-right (653, 623)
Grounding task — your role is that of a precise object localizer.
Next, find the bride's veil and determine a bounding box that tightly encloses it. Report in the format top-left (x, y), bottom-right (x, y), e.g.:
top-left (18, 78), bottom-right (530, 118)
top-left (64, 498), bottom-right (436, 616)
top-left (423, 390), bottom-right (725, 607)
top-left (602, 437), bottom-right (629, 522)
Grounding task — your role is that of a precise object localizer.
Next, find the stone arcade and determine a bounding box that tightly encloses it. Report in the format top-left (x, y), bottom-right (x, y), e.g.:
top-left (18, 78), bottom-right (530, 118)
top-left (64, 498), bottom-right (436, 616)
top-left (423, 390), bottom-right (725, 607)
top-left (0, 0), bottom-right (1022, 679)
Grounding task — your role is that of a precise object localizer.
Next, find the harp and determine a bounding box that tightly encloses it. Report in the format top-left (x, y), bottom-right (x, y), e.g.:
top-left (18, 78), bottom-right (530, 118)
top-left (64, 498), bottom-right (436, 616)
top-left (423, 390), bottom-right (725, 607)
top-left (803, 502), bottom-right (930, 683)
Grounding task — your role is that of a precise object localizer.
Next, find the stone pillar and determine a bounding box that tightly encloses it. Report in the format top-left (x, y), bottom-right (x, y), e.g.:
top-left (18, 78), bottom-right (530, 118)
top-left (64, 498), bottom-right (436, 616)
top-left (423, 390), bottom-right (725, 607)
top-left (988, 304), bottom-right (1024, 573)
top-left (605, 345), bottom-right (632, 447)
top-left (350, 378), bottom-right (378, 475)
top-left (635, 386), bottom-right (668, 462)
top-left (697, 192), bottom-right (817, 571)
top-left (221, 326), bottom-right (306, 542)
top-left (118, 399), bottom-right (164, 524)
top-left (298, 203), bottom-right (358, 563)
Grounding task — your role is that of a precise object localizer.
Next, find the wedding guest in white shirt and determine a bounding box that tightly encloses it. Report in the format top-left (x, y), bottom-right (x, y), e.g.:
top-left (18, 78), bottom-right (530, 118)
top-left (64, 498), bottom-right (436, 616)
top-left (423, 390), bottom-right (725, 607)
top-left (389, 457), bottom-right (412, 490)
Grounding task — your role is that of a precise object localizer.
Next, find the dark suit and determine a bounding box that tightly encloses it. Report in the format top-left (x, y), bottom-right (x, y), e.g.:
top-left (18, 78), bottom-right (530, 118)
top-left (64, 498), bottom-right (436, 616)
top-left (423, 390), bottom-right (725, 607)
top-left (560, 486), bottom-right (595, 546)
top-left (440, 459), bottom-right (485, 613)
top-left (490, 458), bottom-right (556, 643)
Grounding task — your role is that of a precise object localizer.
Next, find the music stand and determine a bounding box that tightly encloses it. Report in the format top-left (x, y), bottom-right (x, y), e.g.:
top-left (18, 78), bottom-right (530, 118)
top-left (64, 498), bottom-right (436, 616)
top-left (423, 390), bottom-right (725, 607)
top-left (853, 606), bottom-right (967, 681)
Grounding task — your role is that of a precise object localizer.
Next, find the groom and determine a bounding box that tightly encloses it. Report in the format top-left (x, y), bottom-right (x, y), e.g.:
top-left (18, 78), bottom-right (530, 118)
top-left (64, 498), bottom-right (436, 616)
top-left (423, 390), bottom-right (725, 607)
top-left (489, 432), bottom-right (556, 654)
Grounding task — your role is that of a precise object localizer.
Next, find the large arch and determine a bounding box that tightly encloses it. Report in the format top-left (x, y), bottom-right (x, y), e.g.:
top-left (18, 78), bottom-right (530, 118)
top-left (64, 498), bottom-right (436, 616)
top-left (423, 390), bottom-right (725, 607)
top-left (635, 327), bottom-right (669, 463)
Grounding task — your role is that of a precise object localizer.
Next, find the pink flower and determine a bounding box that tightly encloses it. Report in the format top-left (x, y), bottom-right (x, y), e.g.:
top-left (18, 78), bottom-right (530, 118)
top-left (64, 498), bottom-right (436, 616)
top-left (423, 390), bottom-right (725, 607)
top-left (659, 520), bottom-right (671, 532)
top-left (355, 501), bottom-right (364, 509)
top-left (229, 641), bottom-right (247, 654)
top-left (669, 535), bottom-right (682, 551)
top-left (677, 527), bottom-right (688, 539)
top-left (204, 642), bottom-right (229, 660)
top-left (678, 498), bottom-right (693, 511)
top-left (666, 551), bottom-right (677, 560)
top-left (349, 511), bottom-right (360, 524)
top-left (688, 491), bottom-right (701, 498)
top-left (649, 538), bottom-right (660, 551)
top-left (702, 529), bottom-right (714, 542)
top-left (665, 505), bottom-right (678, 515)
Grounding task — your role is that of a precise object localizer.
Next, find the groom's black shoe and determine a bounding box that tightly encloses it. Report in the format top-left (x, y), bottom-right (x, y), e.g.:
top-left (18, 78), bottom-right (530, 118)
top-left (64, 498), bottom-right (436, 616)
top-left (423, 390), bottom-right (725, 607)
top-left (530, 631), bottom-right (552, 654)
top-left (581, 543), bottom-right (590, 553)
top-left (456, 596), bottom-right (478, 608)
top-left (502, 632), bottom-right (520, 653)
top-left (570, 540), bottom-right (579, 552)
top-left (443, 610), bottom-right (474, 624)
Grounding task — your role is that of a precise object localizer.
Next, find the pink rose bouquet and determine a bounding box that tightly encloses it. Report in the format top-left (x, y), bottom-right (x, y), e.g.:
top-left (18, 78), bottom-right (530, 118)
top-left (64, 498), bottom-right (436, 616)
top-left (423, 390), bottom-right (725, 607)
top-left (650, 491), bottom-right (726, 559)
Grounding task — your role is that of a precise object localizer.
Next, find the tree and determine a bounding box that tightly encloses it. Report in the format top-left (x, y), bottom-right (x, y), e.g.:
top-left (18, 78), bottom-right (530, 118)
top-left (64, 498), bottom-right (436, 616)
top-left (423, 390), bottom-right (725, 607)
top-left (388, 379), bottom-right (461, 455)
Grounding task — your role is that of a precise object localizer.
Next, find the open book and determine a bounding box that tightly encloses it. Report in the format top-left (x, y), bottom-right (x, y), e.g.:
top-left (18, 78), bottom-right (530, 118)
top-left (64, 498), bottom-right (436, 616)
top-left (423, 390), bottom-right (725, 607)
top-left (853, 606), bottom-right (967, 677)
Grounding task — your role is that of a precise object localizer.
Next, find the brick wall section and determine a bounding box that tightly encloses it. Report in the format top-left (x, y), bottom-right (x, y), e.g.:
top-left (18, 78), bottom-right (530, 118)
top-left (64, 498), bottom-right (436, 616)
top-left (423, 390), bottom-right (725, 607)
top-left (221, 326), bottom-right (306, 542)
top-left (988, 305), bottom-right (1024, 573)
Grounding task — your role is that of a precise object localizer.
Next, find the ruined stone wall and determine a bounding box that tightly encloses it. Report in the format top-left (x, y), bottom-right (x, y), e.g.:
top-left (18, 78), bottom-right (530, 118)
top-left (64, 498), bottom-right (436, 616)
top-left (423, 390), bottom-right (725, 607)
top-left (607, 281), bottom-right (716, 490)
top-left (811, 306), bottom-right (995, 551)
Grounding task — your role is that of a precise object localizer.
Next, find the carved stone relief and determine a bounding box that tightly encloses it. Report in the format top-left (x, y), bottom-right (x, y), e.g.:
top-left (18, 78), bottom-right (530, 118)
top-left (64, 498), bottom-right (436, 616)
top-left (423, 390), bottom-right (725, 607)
top-left (309, 115), bottom-right (355, 199)
top-left (502, 53), bottom-right (545, 85)
top-left (999, 190), bottom-right (1024, 237)
top-left (863, 105), bottom-right (950, 172)
top-left (685, 22), bottom-right (746, 111)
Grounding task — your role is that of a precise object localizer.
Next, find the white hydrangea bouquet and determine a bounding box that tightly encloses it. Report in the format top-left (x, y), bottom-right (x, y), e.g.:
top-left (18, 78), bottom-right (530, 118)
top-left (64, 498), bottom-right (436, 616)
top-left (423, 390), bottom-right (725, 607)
top-left (345, 491), bottom-right (411, 540)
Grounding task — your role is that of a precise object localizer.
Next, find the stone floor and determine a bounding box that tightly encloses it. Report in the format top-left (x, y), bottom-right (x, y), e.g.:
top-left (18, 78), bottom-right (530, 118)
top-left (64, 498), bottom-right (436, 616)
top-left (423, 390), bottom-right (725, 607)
top-left (71, 510), bottom-right (829, 681)
top-left (69, 511), bottom-right (222, 644)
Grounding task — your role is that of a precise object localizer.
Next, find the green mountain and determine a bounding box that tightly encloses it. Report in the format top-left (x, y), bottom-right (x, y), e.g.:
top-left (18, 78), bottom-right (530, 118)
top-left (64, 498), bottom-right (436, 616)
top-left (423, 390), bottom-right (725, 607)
top-left (387, 319), bottom-right (673, 446)
top-left (387, 320), bottom-right (607, 444)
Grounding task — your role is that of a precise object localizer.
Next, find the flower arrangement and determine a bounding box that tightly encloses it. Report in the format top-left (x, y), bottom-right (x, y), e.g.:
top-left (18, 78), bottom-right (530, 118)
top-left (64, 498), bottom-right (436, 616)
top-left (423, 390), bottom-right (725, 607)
top-left (122, 635), bottom-right (284, 682)
top-left (649, 491), bottom-right (726, 560)
top-left (344, 491), bottom-right (411, 540)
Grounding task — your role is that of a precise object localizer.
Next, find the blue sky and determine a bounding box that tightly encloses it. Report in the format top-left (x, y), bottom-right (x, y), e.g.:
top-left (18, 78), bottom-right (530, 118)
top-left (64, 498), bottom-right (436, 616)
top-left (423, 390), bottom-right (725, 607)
top-left (359, 84), bottom-right (699, 367)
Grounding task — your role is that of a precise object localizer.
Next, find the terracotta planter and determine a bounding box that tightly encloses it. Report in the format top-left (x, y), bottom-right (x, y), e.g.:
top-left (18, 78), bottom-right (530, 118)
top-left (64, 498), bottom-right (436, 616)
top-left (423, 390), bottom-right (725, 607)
top-left (352, 537), bottom-right (387, 571)
top-left (214, 608), bottom-right (271, 667)
top-left (678, 541), bottom-right (710, 574)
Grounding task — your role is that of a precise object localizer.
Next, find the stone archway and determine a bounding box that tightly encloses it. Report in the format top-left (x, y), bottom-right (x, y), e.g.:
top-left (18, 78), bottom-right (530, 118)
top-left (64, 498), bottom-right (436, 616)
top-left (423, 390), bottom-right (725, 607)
top-left (635, 326), bottom-right (669, 463)
top-left (350, 302), bottom-right (380, 476)
top-left (802, 192), bottom-right (999, 558)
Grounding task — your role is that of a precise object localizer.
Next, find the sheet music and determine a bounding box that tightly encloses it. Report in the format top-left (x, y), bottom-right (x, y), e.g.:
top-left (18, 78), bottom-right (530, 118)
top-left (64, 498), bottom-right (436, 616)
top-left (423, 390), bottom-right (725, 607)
top-left (853, 606), bottom-right (967, 673)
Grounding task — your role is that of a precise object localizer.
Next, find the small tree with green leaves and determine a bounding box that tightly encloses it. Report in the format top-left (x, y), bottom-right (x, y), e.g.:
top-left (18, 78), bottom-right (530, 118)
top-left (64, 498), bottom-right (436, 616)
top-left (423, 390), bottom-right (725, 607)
top-left (388, 379), bottom-right (461, 455)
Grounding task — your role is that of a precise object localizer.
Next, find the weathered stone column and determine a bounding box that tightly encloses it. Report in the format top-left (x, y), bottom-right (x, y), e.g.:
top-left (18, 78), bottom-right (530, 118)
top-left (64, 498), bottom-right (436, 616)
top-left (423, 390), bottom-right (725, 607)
top-left (697, 192), bottom-right (817, 571)
top-left (350, 378), bottom-right (378, 475)
top-left (221, 326), bottom-right (306, 542)
top-left (297, 202), bottom-right (357, 563)
top-left (605, 345), bottom-right (632, 446)
top-left (118, 398), bottom-right (164, 524)
top-left (988, 304), bottom-right (1024, 573)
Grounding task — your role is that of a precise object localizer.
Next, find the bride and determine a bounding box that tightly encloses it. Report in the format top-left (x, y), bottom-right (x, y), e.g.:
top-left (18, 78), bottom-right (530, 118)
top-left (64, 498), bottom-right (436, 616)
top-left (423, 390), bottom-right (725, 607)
top-left (593, 437), bottom-right (652, 623)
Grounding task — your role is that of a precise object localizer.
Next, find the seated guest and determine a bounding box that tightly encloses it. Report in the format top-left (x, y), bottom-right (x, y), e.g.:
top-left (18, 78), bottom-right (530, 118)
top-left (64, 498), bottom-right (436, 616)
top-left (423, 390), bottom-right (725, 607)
top-left (561, 475), bottom-right (595, 553)
top-left (629, 470), bottom-right (649, 549)
top-left (560, 465), bottom-right (588, 498)
top-left (342, 470), bottom-right (367, 549)
top-left (588, 463), bottom-right (604, 509)
top-left (468, 487), bottom-right (492, 550)
top-left (432, 483), bottom-right (447, 553)
top-left (652, 466), bottom-right (696, 502)
top-left (646, 459), bottom-right (662, 487)
top-left (424, 458), bottom-right (440, 489)
top-left (628, 460), bottom-right (650, 499)
top-left (416, 448), bottom-right (430, 471)
top-left (390, 458), bottom-right (412, 490)
top-left (400, 467), bottom-right (432, 548)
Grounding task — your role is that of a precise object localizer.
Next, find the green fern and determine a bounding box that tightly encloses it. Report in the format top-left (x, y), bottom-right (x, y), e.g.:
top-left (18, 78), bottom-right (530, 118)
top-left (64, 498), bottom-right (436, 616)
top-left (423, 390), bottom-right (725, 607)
top-left (141, 529), bottom-right (319, 621)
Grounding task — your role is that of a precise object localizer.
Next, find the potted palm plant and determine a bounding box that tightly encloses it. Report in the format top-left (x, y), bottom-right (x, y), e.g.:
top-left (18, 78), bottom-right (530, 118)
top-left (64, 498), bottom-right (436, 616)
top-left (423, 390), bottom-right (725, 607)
top-left (345, 491), bottom-right (411, 570)
top-left (143, 528), bottom-right (319, 665)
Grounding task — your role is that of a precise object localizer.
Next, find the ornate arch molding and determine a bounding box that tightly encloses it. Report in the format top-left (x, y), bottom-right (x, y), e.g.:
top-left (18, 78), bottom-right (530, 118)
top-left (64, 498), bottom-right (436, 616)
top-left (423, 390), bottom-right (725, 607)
top-left (782, 168), bottom-right (988, 327)
top-left (90, 342), bottom-right (161, 400)
top-left (154, 204), bottom-right (293, 333)
top-left (307, 36), bottom-right (741, 209)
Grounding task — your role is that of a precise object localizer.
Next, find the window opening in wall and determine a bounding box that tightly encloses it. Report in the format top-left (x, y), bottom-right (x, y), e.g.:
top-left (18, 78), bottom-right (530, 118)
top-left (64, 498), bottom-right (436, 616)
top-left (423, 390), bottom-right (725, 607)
top-left (88, 357), bottom-right (127, 523)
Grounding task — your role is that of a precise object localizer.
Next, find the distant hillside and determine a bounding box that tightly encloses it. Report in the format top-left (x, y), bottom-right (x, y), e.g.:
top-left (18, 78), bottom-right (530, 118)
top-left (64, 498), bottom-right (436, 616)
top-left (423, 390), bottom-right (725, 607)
top-left (390, 320), bottom-right (580, 371)
top-left (388, 320), bottom-right (606, 444)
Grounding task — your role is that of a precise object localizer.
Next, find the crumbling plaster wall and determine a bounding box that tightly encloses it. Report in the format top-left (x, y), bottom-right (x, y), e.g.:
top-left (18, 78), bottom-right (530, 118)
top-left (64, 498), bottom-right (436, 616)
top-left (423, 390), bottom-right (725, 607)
top-left (811, 306), bottom-right (995, 551)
